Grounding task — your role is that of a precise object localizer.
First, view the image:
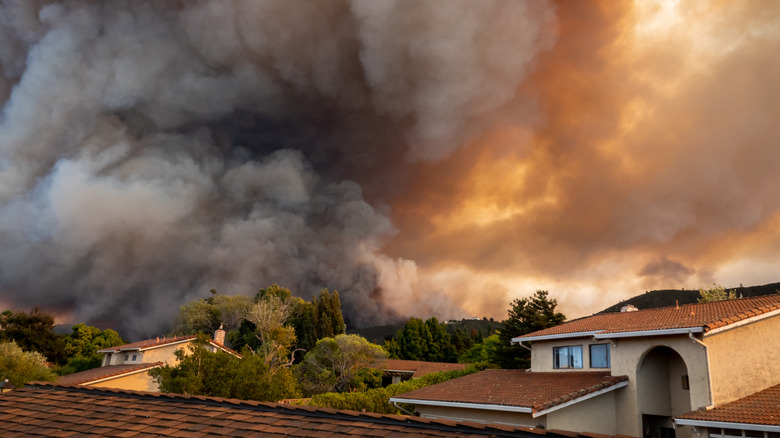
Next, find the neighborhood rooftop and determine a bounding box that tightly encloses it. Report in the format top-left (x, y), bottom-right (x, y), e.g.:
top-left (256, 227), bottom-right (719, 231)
top-left (390, 370), bottom-right (628, 416)
top-left (515, 294), bottom-right (780, 341)
top-left (676, 383), bottom-right (780, 431)
top-left (379, 359), bottom-right (469, 378)
top-left (56, 363), bottom-right (162, 386)
top-left (0, 383), bottom-right (576, 438)
top-left (97, 335), bottom-right (201, 353)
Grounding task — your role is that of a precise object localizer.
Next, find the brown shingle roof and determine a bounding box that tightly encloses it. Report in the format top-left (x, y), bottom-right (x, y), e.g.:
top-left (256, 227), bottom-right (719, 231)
top-left (0, 383), bottom-right (567, 437)
top-left (516, 295), bottom-right (780, 340)
top-left (677, 383), bottom-right (780, 427)
top-left (391, 369), bottom-right (628, 413)
top-left (56, 363), bottom-right (162, 385)
top-left (378, 359), bottom-right (469, 378)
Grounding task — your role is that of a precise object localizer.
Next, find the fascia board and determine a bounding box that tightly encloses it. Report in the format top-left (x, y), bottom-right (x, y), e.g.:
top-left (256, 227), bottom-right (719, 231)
top-left (512, 331), bottom-right (603, 343)
top-left (532, 380), bottom-right (628, 418)
top-left (388, 397), bottom-right (533, 413)
top-left (704, 308), bottom-right (780, 337)
top-left (674, 418), bottom-right (780, 433)
top-left (593, 327), bottom-right (703, 339)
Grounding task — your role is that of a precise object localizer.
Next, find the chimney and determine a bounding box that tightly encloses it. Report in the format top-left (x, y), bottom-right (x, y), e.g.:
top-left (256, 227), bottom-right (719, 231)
top-left (214, 324), bottom-right (226, 345)
top-left (621, 304), bottom-right (638, 312)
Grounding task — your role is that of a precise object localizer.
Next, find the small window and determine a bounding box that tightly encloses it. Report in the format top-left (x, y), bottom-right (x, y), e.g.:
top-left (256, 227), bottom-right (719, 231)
top-left (590, 344), bottom-right (610, 368)
top-left (554, 346), bottom-right (583, 369)
top-left (131, 354), bottom-right (137, 362)
top-left (124, 354), bottom-right (129, 361)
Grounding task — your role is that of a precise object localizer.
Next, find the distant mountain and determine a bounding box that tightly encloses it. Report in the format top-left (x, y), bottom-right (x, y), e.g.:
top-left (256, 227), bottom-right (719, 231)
top-left (598, 282), bottom-right (780, 314)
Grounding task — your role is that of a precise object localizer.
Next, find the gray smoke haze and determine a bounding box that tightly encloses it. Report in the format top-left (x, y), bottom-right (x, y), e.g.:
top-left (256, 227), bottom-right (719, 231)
top-left (0, 0), bottom-right (556, 338)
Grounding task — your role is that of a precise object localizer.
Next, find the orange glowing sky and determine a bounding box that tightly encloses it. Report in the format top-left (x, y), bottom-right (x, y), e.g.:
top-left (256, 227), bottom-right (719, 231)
top-left (382, 0), bottom-right (780, 320)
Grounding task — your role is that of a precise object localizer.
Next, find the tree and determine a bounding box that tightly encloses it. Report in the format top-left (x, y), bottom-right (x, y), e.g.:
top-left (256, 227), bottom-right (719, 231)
top-left (459, 334), bottom-right (502, 364)
top-left (698, 284), bottom-right (738, 303)
top-left (387, 317), bottom-right (457, 362)
top-left (312, 289), bottom-right (346, 339)
top-left (0, 308), bottom-right (66, 364)
top-left (295, 334), bottom-right (387, 395)
top-left (493, 290), bottom-right (566, 369)
top-left (59, 324), bottom-right (126, 374)
top-left (245, 288), bottom-right (297, 371)
top-left (0, 341), bottom-right (57, 387)
top-left (149, 336), bottom-right (299, 401)
top-left (170, 293), bottom-right (253, 345)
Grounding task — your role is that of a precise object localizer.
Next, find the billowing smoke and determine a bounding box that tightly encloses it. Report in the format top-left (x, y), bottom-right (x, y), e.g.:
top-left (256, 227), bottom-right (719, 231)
top-left (0, 0), bottom-right (556, 338)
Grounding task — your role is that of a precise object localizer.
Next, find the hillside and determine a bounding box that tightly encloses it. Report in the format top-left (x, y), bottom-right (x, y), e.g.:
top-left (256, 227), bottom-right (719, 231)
top-left (348, 318), bottom-right (500, 344)
top-left (598, 282), bottom-right (780, 314)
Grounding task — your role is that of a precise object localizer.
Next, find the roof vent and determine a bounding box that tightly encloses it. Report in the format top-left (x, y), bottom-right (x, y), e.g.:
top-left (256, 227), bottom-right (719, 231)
top-left (621, 304), bottom-right (638, 312)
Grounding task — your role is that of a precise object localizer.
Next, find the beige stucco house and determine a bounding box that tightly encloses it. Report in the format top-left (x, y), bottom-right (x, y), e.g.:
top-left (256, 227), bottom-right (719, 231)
top-left (391, 295), bottom-right (780, 438)
top-left (57, 329), bottom-right (238, 391)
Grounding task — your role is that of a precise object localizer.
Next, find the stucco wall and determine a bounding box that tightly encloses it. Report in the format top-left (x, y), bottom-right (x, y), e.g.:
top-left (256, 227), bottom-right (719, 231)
top-left (415, 405), bottom-right (542, 428)
top-left (530, 334), bottom-right (710, 438)
top-left (705, 312), bottom-right (780, 405)
top-left (89, 370), bottom-right (159, 392)
top-left (141, 343), bottom-right (191, 365)
top-left (545, 390), bottom-right (617, 436)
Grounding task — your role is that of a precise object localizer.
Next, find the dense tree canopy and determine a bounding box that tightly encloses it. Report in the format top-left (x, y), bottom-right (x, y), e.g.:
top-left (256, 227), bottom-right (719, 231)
top-left (149, 336), bottom-right (299, 401)
top-left (60, 324), bottom-right (126, 374)
top-left (295, 334), bottom-right (387, 395)
top-left (386, 317), bottom-right (457, 363)
top-left (0, 341), bottom-right (57, 388)
top-left (493, 290), bottom-right (566, 369)
top-left (0, 308), bottom-right (66, 364)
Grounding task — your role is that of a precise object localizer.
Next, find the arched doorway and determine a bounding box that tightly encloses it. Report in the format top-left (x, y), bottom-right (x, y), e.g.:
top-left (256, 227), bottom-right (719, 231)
top-left (637, 346), bottom-right (692, 438)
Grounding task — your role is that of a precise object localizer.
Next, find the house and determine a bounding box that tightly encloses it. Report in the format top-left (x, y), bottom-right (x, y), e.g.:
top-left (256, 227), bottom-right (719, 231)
top-left (391, 295), bottom-right (780, 438)
top-left (674, 383), bottom-right (780, 438)
top-left (378, 359), bottom-right (469, 385)
top-left (57, 328), bottom-right (238, 392)
top-left (0, 382), bottom-right (575, 438)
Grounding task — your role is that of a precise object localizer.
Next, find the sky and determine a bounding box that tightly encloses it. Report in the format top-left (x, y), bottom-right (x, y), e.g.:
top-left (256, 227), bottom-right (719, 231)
top-left (1, 1), bottom-right (779, 338)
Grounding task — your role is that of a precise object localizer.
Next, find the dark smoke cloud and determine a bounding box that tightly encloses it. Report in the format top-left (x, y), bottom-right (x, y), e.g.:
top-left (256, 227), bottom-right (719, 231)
top-left (0, 0), bottom-right (556, 338)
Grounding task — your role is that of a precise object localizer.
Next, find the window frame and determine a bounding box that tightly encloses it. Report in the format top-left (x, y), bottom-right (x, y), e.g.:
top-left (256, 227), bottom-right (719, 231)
top-left (553, 345), bottom-right (583, 369)
top-left (589, 343), bottom-right (611, 369)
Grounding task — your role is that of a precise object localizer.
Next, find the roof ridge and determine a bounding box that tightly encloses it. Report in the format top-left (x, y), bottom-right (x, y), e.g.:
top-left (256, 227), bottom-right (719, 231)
top-left (21, 383), bottom-right (559, 437)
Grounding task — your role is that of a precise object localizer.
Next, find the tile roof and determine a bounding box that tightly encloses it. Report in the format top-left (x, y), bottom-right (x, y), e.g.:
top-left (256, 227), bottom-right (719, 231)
top-left (56, 363), bottom-right (162, 385)
top-left (97, 335), bottom-right (198, 352)
top-left (391, 370), bottom-right (628, 413)
top-left (378, 359), bottom-right (469, 378)
top-left (677, 383), bottom-right (780, 427)
top-left (98, 334), bottom-right (241, 357)
top-left (516, 295), bottom-right (780, 340)
top-left (0, 383), bottom-right (574, 437)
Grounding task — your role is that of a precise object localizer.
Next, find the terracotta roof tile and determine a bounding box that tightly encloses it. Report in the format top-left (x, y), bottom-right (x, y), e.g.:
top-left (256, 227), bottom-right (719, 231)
top-left (0, 383), bottom-right (577, 437)
top-left (677, 383), bottom-right (780, 426)
top-left (391, 369), bottom-right (628, 413)
top-left (517, 295), bottom-right (780, 339)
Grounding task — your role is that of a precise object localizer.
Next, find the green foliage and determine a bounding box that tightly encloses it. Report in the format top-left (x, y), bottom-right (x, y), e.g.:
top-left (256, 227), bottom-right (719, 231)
top-left (312, 289), bottom-right (346, 339)
top-left (493, 290), bottom-right (566, 369)
top-left (308, 364), bottom-right (487, 414)
top-left (387, 317), bottom-right (457, 362)
top-left (459, 334), bottom-right (502, 364)
top-left (296, 334), bottom-right (387, 395)
top-left (0, 341), bottom-right (57, 387)
top-left (59, 324), bottom-right (126, 375)
top-left (149, 335), bottom-right (299, 401)
top-left (245, 289), bottom-right (297, 370)
top-left (697, 284), bottom-right (738, 303)
top-left (0, 308), bottom-right (66, 365)
top-left (170, 294), bottom-right (253, 347)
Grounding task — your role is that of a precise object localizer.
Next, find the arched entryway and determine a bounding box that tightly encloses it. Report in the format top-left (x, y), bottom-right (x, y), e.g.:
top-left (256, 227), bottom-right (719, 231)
top-left (637, 346), bottom-right (692, 438)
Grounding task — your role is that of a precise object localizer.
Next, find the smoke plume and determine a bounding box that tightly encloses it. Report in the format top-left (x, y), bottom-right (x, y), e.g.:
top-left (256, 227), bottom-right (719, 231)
top-left (0, 0), bottom-right (556, 338)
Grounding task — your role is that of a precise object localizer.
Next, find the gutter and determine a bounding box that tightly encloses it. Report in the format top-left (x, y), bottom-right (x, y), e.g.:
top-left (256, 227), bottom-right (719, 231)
top-left (387, 398), bottom-right (533, 414)
top-left (674, 418), bottom-right (780, 433)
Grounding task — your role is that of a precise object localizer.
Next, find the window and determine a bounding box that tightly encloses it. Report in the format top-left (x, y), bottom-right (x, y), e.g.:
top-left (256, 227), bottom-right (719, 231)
top-left (554, 345), bottom-right (583, 369)
top-left (131, 354), bottom-right (137, 362)
top-left (124, 354), bottom-right (129, 361)
top-left (590, 344), bottom-right (610, 368)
